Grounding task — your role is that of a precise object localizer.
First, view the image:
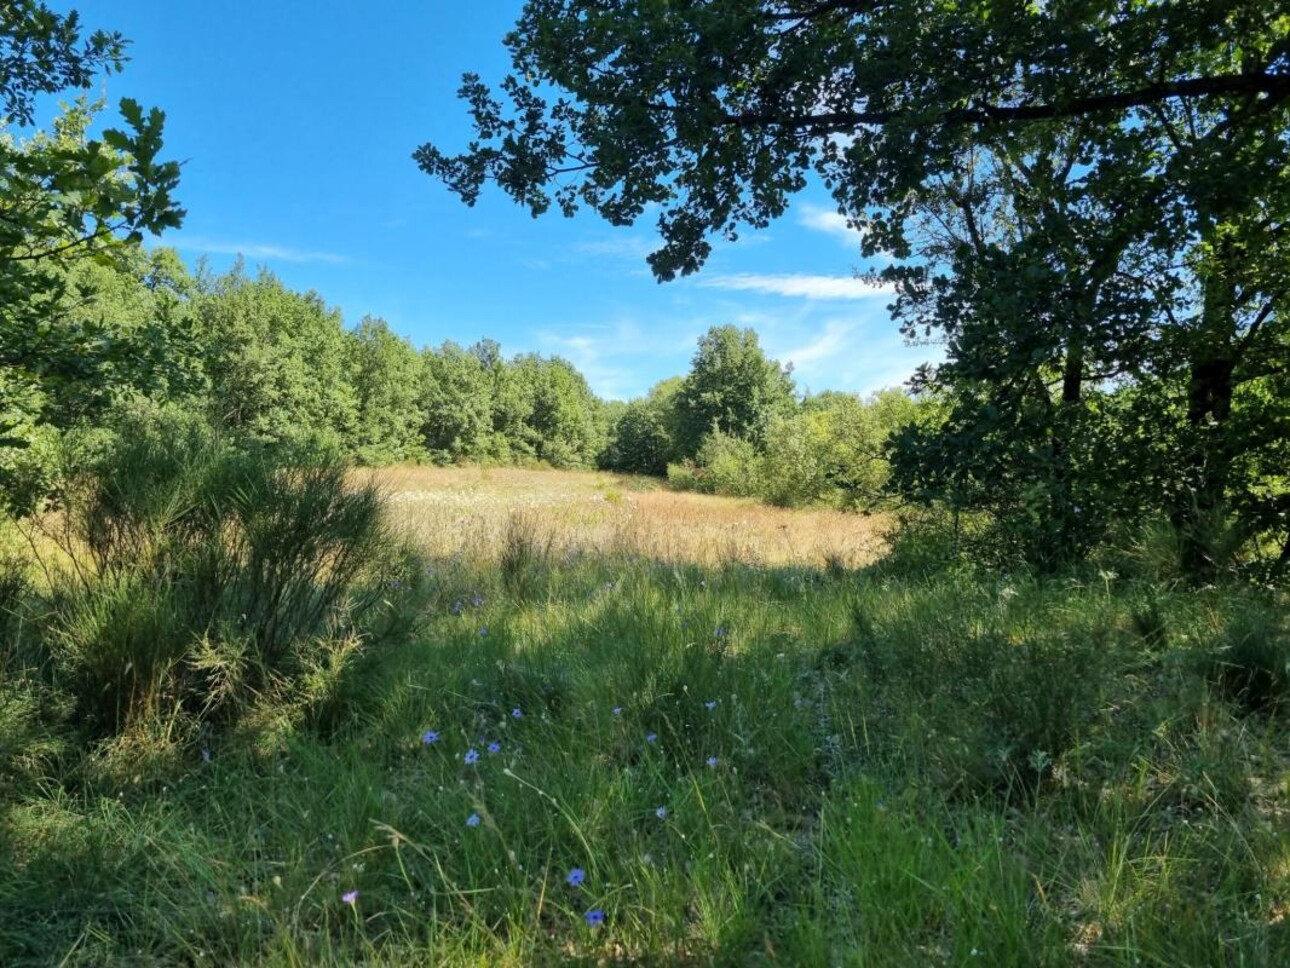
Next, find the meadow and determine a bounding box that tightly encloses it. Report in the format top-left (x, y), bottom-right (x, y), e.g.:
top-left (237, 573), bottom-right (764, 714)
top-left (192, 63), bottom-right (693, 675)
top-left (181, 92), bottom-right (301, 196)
top-left (1, 464), bottom-right (1287, 966)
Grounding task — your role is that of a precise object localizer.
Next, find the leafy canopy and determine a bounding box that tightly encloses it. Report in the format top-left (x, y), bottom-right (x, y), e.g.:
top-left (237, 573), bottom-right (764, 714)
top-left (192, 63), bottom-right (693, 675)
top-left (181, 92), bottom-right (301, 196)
top-left (418, 0), bottom-right (1289, 280)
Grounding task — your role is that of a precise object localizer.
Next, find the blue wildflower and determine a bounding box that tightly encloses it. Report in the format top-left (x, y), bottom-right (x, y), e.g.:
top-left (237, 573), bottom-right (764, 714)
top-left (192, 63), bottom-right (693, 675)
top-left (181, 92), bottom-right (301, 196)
top-left (714, 626), bottom-right (727, 638)
top-left (511, 708), bottom-right (523, 719)
top-left (612, 706), bottom-right (623, 717)
top-left (341, 890), bottom-right (359, 905)
top-left (422, 730), bottom-right (440, 745)
top-left (450, 600), bottom-right (464, 615)
top-left (645, 733), bottom-right (657, 744)
top-left (584, 908), bottom-right (605, 926)
top-left (656, 806), bottom-right (668, 820)
top-left (487, 741), bottom-right (501, 754)
top-left (705, 700), bottom-right (718, 711)
top-left (706, 756), bottom-right (719, 768)
top-left (464, 748), bottom-right (480, 765)
top-left (478, 626), bottom-right (488, 637)
top-left (466, 812), bottom-right (480, 827)
top-left (471, 592), bottom-right (484, 608)
top-left (566, 867), bottom-right (586, 887)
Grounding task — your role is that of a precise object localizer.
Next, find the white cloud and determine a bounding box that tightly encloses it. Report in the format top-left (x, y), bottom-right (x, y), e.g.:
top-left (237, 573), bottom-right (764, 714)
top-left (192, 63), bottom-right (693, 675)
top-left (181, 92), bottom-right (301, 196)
top-left (573, 235), bottom-right (657, 260)
top-left (699, 273), bottom-right (895, 300)
top-left (797, 203), bottom-right (861, 243)
top-left (512, 284), bottom-right (930, 401)
top-left (780, 318), bottom-right (859, 367)
top-left (796, 201), bottom-right (895, 265)
top-left (177, 237), bottom-right (350, 264)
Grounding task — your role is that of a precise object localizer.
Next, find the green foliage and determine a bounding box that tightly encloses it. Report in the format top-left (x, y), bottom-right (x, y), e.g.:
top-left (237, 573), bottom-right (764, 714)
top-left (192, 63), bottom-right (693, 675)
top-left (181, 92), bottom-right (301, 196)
top-left (761, 388), bottom-right (918, 509)
top-left (419, 341), bottom-right (499, 462)
top-left (504, 354), bottom-right (607, 468)
top-left (1, 5), bottom-right (183, 509)
top-left (423, 1), bottom-right (1290, 576)
top-left (42, 406), bottom-right (395, 738)
top-left (195, 264), bottom-right (359, 450)
top-left (674, 325), bottom-right (795, 459)
top-left (346, 316), bottom-right (423, 465)
top-left (665, 385), bottom-right (920, 511)
top-left (1203, 596), bottom-right (1290, 714)
top-left (687, 429), bottom-right (764, 498)
top-left (600, 377), bottom-right (682, 475)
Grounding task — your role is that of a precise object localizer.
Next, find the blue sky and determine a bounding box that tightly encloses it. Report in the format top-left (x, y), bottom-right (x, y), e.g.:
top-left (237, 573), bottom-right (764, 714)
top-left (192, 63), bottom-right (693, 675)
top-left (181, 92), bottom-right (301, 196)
top-left (69, 1), bottom-right (936, 400)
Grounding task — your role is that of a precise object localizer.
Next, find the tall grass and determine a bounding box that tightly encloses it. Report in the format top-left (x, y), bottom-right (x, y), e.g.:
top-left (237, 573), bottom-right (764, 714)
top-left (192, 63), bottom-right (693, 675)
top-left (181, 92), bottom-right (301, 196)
top-left (6, 407), bottom-right (417, 762)
top-left (1, 471), bottom-right (1287, 965)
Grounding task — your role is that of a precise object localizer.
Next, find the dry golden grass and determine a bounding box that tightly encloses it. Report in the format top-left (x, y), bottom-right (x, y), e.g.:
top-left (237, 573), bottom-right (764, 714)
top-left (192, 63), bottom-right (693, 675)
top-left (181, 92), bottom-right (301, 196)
top-left (358, 465), bottom-right (887, 568)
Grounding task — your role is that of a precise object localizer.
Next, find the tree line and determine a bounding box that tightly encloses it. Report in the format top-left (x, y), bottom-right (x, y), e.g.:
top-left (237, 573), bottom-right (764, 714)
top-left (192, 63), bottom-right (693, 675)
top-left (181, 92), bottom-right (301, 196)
top-left (1, 208), bottom-right (914, 516)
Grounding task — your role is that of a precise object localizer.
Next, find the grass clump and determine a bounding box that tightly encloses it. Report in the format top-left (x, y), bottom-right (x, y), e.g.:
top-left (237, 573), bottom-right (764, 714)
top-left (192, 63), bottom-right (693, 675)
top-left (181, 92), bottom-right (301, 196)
top-left (17, 407), bottom-right (418, 756)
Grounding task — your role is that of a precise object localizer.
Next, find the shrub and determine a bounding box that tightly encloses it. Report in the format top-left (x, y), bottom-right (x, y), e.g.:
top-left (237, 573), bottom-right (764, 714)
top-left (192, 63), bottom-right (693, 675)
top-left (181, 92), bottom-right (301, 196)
top-left (42, 408), bottom-right (397, 738)
top-left (666, 431), bottom-right (765, 498)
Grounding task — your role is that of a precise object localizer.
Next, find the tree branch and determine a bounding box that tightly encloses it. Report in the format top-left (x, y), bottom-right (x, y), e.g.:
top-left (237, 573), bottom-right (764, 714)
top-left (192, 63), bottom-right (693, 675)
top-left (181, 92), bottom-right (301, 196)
top-left (724, 71), bottom-right (1290, 133)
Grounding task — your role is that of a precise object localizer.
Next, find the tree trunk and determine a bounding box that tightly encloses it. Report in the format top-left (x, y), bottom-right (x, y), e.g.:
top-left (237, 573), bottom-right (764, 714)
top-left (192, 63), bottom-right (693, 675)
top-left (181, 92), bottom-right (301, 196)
top-left (1176, 239), bottom-right (1238, 579)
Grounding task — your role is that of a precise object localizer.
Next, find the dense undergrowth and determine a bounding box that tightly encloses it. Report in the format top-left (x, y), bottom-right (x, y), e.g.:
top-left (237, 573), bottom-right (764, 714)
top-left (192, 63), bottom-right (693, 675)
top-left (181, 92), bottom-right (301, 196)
top-left (2, 441), bottom-right (1289, 965)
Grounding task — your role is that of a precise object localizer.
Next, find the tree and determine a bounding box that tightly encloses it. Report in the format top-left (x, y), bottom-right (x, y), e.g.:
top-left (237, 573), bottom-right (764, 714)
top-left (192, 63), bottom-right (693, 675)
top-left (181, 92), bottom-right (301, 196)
top-left (1, 3), bottom-right (183, 508)
top-left (346, 316), bottom-right (423, 465)
top-left (601, 376), bottom-right (683, 475)
top-left (1, 1), bottom-right (183, 328)
top-left (422, 1), bottom-right (1289, 572)
top-left (418, 1), bottom-right (1287, 280)
top-left (419, 341), bottom-right (500, 462)
top-left (675, 325), bottom-right (795, 458)
top-left (496, 352), bottom-right (606, 468)
top-left (194, 266), bottom-right (358, 450)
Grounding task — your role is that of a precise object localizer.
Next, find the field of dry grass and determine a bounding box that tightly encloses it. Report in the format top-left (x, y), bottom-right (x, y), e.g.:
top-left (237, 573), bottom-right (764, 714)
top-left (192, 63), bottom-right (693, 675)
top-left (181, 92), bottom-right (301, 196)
top-left (360, 465), bottom-right (887, 568)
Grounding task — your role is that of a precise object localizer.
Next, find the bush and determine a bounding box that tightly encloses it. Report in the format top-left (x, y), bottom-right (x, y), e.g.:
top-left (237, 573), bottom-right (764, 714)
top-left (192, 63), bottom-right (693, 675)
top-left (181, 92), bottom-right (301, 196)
top-left (667, 431), bottom-right (764, 498)
top-left (42, 407), bottom-right (398, 739)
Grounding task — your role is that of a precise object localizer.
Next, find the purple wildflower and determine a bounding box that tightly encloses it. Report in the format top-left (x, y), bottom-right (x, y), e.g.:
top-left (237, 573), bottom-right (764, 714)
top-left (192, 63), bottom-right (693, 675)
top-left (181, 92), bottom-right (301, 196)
top-left (566, 867), bottom-right (586, 887)
top-left (706, 756), bottom-right (719, 768)
top-left (341, 890), bottom-right (359, 905)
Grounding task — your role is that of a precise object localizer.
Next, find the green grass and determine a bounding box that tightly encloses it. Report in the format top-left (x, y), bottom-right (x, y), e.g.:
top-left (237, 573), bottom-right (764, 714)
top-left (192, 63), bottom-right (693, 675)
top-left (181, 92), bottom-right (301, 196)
top-left (3, 544), bottom-right (1289, 965)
